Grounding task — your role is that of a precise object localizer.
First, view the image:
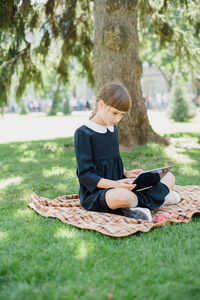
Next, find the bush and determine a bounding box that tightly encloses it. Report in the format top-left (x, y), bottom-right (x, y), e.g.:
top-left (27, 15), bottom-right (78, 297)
top-left (167, 71), bottom-right (197, 122)
top-left (63, 98), bottom-right (71, 115)
top-left (18, 99), bottom-right (30, 115)
top-left (48, 106), bottom-right (62, 116)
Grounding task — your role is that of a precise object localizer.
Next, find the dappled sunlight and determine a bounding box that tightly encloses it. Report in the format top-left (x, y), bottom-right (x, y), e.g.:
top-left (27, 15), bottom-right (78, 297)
top-left (179, 164), bottom-right (200, 176)
top-left (54, 227), bottom-right (77, 239)
top-left (56, 182), bottom-right (79, 192)
top-left (0, 177), bottom-right (22, 189)
top-left (43, 142), bottom-right (58, 152)
top-left (13, 143), bottom-right (29, 151)
top-left (42, 168), bottom-right (76, 180)
top-left (65, 169), bottom-right (77, 178)
top-left (13, 208), bottom-right (33, 219)
top-left (54, 228), bottom-right (95, 260)
top-left (42, 167), bottom-right (67, 177)
top-left (165, 146), bottom-right (192, 164)
top-left (169, 137), bottom-right (200, 149)
top-left (165, 136), bottom-right (200, 165)
top-left (123, 142), bottom-right (169, 171)
top-left (0, 231), bottom-right (9, 241)
top-left (20, 156), bottom-right (38, 163)
top-left (1, 130), bottom-right (200, 299)
top-left (75, 241), bottom-right (94, 260)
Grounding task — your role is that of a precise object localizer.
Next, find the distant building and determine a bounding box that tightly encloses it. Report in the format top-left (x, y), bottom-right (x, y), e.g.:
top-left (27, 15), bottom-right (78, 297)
top-left (141, 65), bottom-right (196, 96)
top-left (141, 66), bottom-right (170, 96)
top-left (74, 78), bottom-right (94, 100)
top-left (75, 67), bottom-right (171, 101)
top-left (74, 66), bottom-right (197, 110)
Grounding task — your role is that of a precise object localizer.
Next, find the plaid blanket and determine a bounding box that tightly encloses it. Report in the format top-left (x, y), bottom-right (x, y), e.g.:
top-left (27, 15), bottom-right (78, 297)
top-left (28, 185), bottom-right (200, 237)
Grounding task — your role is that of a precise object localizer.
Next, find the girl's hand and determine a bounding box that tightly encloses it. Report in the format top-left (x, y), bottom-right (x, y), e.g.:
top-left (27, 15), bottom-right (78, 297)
top-left (124, 169), bottom-right (143, 179)
top-left (115, 178), bottom-right (136, 191)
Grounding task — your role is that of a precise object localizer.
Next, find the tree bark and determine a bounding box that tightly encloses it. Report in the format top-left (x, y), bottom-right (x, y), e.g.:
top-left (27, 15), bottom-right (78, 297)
top-left (94, 0), bottom-right (168, 148)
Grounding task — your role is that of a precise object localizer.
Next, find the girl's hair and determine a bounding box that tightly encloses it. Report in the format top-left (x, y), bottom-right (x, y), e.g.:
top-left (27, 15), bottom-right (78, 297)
top-left (89, 82), bottom-right (132, 120)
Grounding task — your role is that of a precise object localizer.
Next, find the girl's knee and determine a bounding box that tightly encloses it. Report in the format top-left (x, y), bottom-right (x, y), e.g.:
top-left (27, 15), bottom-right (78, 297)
top-left (161, 172), bottom-right (175, 190)
top-left (106, 188), bottom-right (137, 209)
top-left (167, 172), bottom-right (175, 186)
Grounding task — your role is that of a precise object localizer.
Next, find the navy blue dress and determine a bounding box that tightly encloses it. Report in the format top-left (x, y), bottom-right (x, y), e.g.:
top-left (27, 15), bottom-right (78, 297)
top-left (74, 123), bottom-right (169, 213)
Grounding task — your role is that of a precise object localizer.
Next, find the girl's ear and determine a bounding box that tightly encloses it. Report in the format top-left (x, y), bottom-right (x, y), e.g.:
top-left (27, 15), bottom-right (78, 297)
top-left (98, 99), bottom-right (105, 109)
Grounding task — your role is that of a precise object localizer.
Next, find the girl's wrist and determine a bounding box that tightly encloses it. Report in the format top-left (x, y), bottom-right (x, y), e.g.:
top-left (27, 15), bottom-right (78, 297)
top-left (97, 178), bottom-right (118, 189)
top-left (124, 170), bottom-right (128, 177)
top-left (113, 180), bottom-right (120, 188)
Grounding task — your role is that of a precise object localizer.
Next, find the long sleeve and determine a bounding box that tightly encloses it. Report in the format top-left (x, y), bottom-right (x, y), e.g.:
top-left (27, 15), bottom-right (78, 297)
top-left (74, 128), bottom-right (102, 193)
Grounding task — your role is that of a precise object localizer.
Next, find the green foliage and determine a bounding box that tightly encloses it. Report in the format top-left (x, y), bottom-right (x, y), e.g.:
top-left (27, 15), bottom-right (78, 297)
top-left (139, 1), bottom-right (200, 78)
top-left (34, 56), bottom-right (78, 115)
top-left (0, 0), bottom-right (200, 110)
top-left (0, 1), bottom-right (42, 108)
top-left (0, 0), bottom-right (94, 108)
top-left (0, 134), bottom-right (200, 299)
top-left (48, 88), bottom-right (62, 116)
top-left (167, 71), bottom-right (197, 122)
top-left (63, 98), bottom-right (71, 115)
top-left (18, 98), bottom-right (30, 115)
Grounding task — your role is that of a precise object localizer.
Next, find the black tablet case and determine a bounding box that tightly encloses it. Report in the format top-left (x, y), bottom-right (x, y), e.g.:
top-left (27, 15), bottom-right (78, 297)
top-left (133, 172), bottom-right (161, 191)
top-left (132, 165), bottom-right (173, 191)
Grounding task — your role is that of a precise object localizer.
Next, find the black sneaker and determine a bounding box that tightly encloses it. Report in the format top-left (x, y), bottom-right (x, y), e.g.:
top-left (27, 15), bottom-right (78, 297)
top-left (122, 207), bottom-right (152, 221)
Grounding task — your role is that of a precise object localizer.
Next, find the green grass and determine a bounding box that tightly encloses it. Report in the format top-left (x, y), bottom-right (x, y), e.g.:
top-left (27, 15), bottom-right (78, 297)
top-left (0, 133), bottom-right (200, 300)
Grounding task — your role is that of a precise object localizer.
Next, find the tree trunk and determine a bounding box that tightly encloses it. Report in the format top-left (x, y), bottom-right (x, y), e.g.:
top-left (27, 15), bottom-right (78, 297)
top-left (94, 0), bottom-right (168, 148)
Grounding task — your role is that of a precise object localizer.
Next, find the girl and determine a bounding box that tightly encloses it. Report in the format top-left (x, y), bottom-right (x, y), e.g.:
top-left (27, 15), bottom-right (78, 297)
top-left (74, 82), bottom-right (181, 221)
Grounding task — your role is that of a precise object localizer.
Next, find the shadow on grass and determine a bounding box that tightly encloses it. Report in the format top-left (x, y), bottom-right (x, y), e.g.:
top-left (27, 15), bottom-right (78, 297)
top-left (1, 135), bottom-right (200, 299)
top-left (164, 132), bottom-right (200, 186)
top-left (164, 132), bottom-right (200, 139)
top-left (1, 133), bottom-right (200, 212)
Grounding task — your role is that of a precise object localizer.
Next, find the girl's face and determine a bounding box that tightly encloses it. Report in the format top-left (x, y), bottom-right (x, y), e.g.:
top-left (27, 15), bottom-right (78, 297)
top-left (98, 100), bottom-right (126, 126)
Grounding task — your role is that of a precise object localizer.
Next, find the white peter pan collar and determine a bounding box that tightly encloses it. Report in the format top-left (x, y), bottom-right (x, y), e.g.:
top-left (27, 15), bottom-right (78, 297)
top-left (84, 120), bottom-right (114, 133)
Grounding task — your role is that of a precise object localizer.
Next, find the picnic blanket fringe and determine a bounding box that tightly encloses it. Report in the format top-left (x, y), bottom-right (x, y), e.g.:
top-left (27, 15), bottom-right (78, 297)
top-left (28, 185), bottom-right (200, 237)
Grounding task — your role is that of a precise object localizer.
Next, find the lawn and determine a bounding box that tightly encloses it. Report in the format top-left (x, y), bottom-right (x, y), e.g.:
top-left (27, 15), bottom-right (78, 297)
top-left (0, 133), bottom-right (200, 300)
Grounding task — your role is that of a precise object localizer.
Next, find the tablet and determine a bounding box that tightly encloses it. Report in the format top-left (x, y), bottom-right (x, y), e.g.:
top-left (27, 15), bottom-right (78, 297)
top-left (132, 165), bottom-right (173, 191)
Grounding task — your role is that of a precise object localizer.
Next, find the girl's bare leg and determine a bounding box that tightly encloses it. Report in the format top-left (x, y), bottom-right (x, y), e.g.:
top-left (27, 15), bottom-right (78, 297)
top-left (105, 188), bottom-right (138, 210)
top-left (105, 172), bottom-right (176, 210)
top-left (161, 172), bottom-right (181, 205)
top-left (160, 172), bottom-right (175, 191)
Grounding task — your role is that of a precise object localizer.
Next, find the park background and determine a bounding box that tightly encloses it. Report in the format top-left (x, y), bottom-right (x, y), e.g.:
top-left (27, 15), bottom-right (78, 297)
top-left (1, 1), bottom-right (200, 300)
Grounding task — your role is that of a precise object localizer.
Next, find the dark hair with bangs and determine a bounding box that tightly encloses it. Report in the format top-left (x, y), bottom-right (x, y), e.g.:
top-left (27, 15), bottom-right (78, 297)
top-left (89, 82), bottom-right (132, 120)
